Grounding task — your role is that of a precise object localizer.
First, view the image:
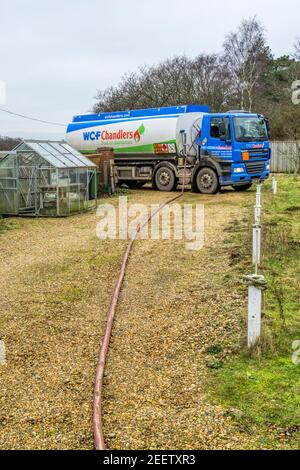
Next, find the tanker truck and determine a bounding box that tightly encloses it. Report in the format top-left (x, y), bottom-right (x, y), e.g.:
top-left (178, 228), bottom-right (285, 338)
top-left (66, 105), bottom-right (271, 194)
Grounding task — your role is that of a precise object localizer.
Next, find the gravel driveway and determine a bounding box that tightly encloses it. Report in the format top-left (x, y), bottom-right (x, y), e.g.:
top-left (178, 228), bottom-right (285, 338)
top-left (0, 189), bottom-right (252, 449)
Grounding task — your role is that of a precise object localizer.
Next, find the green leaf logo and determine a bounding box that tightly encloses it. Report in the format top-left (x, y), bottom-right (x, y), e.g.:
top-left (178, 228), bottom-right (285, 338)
top-left (138, 123), bottom-right (145, 135)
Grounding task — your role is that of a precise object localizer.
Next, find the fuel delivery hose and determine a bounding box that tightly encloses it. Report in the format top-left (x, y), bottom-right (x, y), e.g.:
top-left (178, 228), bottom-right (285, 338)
top-left (93, 151), bottom-right (192, 450)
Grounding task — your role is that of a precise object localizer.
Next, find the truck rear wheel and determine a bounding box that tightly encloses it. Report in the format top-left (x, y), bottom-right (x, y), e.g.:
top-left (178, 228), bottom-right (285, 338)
top-left (155, 166), bottom-right (176, 192)
top-left (196, 167), bottom-right (219, 194)
top-left (233, 183), bottom-right (252, 191)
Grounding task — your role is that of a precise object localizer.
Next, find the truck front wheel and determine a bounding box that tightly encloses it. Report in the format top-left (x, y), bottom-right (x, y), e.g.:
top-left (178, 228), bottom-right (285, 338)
top-left (155, 166), bottom-right (177, 191)
top-left (196, 167), bottom-right (219, 194)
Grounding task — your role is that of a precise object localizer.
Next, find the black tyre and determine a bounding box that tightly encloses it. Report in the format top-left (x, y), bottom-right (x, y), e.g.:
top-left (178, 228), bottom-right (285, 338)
top-left (155, 166), bottom-right (176, 191)
top-left (196, 167), bottom-right (219, 194)
top-left (233, 183), bottom-right (252, 191)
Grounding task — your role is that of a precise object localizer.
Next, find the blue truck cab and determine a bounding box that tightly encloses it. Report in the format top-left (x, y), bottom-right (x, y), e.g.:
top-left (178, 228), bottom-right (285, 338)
top-left (192, 111), bottom-right (271, 193)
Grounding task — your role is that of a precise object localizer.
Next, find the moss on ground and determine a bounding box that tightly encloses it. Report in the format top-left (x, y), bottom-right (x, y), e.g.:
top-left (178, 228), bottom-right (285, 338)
top-left (0, 217), bottom-right (20, 234)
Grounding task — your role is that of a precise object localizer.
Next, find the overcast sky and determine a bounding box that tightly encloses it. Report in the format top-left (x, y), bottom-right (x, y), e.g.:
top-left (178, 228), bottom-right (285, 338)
top-left (0, 0), bottom-right (299, 139)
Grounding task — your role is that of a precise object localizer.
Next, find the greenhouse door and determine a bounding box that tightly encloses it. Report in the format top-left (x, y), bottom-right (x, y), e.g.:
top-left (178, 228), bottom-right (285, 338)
top-left (18, 166), bottom-right (39, 214)
top-left (0, 165), bottom-right (18, 215)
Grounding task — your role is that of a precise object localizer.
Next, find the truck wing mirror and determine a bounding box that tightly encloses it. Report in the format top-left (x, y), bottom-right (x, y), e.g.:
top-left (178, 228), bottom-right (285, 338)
top-left (264, 117), bottom-right (271, 139)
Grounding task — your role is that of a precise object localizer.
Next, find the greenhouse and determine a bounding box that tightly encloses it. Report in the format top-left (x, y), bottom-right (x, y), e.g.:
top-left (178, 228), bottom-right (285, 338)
top-left (0, 140), bottom-right (97, 216)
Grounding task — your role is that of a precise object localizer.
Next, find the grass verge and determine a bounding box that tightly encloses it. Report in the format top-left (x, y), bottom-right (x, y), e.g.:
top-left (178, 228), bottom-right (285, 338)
top-left (207, 175), bottom-right (300, 449)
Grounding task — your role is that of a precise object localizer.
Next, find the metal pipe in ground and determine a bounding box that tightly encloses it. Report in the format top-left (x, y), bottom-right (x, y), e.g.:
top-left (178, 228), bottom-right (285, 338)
top-left (272, 176), bottom-right (278, 195)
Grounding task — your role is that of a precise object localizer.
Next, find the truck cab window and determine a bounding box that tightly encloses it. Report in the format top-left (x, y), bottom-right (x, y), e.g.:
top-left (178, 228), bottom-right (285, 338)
top-left (233, 116), bottom-right (268, 142)
top-left (210, 117), bottom-right (231, 140)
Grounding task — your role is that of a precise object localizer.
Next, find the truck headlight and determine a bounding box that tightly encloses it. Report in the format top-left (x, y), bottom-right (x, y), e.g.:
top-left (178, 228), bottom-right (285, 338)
top-left (233, 167), bottom-right (245, 173)
top-left (266, 163), bottom-right (270, 170)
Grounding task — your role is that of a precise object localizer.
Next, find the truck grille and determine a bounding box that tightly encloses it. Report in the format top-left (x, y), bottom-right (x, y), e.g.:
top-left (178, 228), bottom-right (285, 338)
top-left (245, 161), bottom-right (265, 175)
top-left (248, 148), bottom-right (269, 158)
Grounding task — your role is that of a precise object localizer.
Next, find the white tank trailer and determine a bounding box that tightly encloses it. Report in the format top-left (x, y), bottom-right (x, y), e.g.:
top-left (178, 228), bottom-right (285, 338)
top-left (66, 105), bottom-right (209, 156)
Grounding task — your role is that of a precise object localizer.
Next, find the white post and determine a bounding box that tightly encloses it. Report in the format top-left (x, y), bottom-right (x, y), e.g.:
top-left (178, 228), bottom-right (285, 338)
top-left (256, 184), bottom-right (261, 206)
top-left (241, 183), bottom-right (267, 348)
top-left (252, 224), bottom-right (261, 269)
top-left (248, 284), bottom-right (262, 347)
top-left (272, 176), bottom-right (277, 195)
top-left (253, 184), bottom-right (262, 271)
top-left (243, 274), bottom-right (268, 348)
top-left (254, 204), bottom-right (261, 224)
top-left (254, 184), bottom-right (262, 224)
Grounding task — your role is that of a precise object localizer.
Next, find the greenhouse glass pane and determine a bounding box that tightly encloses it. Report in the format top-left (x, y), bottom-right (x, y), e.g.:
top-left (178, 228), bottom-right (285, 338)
top-left (29, 143), bottom-right (65, 168)
top-left (39, 143), bottom-right (61, 156)
top-left (60, 143), bottom-right (94, 167)
top-left (41, 143), bottom-right (81, 167)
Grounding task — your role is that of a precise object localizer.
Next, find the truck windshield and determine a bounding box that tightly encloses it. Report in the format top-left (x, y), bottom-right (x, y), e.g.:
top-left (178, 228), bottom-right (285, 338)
top-left (233, 116), bottom-right (268, 142)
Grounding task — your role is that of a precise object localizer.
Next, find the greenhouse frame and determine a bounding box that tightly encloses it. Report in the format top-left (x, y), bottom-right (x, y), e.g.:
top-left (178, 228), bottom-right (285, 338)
top-left (0, 140), bottom-right (98, 216)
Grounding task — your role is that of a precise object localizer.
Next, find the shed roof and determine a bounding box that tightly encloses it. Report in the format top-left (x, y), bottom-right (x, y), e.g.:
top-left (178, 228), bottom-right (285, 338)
top-left (13, 140), bottom-right (96, 169)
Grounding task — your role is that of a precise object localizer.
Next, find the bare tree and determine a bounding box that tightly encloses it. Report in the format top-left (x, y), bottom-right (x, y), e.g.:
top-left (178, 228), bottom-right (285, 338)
top-left (294, 38), bottom-right (300, 60)
top-left (93, 54), bottom-right (231, 113)
top-left (222, 17), bottom-right (272, 111)
top-left (92, 17), bottom-right (300, 142)
top-left (0, 136), bottom-right (21, 151)
top-left (191, 54), bottom-right (231, 111)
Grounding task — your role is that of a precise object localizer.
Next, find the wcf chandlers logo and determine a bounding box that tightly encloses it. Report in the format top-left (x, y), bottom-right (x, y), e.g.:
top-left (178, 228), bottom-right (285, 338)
top-left (83, 123), bottom-right (145, 142)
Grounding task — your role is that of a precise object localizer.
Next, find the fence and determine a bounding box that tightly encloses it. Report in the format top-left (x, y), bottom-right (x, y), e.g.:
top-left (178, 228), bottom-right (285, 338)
top-left (270, 141), bottom-right (300, 173)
